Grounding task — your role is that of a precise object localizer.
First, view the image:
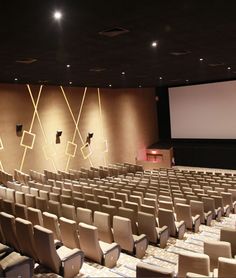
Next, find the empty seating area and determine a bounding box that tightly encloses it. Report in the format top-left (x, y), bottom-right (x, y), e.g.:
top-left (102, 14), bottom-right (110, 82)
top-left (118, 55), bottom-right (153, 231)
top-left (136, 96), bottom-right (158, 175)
top-left (0, 165), bottom-right (236, 277)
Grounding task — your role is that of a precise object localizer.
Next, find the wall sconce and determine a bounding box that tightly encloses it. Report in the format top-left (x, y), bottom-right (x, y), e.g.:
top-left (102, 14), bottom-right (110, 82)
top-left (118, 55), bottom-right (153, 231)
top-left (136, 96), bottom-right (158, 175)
top-left (86, 132), bottom-right (94, 145)
top-left (56, 130), bottom-right (62, 144)
top-left (16, 124), bottom-right (23, 137)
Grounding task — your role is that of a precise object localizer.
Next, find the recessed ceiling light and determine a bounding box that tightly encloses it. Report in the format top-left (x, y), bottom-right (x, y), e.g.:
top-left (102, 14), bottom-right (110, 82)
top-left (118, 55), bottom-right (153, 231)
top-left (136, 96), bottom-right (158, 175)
top-left (138, 85), bottom-right (142, 88)
top-left (199, 58), bottom-right (204, 61)
top-left (66, 64), bottom-right (70, 68)
top-left (14, 78), bottom-right (18, 81)
top-left (109, 84), bottom-right (112, 87)
top-left (152, 41), bottom-right (158, 47)
top-left (159, 76), bottom-right (163, 80)
top-left (69, 81), bottom-right (72, 85)
top-left (227, 66), bottom-right (231, 70)
top-left (121, 71), bottom-right (125, 75)
top-left (186, 79), bottom-right (189, 82)
top-left (54, 11), bottom-right (62, 20)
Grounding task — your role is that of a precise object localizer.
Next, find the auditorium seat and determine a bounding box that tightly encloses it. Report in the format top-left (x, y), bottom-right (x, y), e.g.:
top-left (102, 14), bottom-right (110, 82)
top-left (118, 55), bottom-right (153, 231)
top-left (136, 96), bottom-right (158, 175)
top-left (220, 227), bottom-right (236, 257)
top-left (42, 212), bottom-right (62, 242)
top-left (137, 211), bottom-right (169, 248)
top-left (77, 207), bottom-right (93, 225)
top-left (202, 197), bottom-right (221, 220)
top-left (204, 240), bottom-right (231, 271)
top-left (48, 200), bottom-right (61, 217)
top-left (14, 203), bottom-right (28, 220)
top-left (61, 204), bottom-right (76, 221)
top-left (113, 216), bottom-right (148, 258)
top-left (158, 208), bottom-right (185, 239)
top-left (78, 222), bottom-right (120, 267)
top-left (27, 207), bottom-right (43, 226)
top-left (213, 257), bottom-right (236, 278)
top-left (118, 207), bottom-right (138, 235)
top-left (178, 251), bottom-right (210, 277)
top-left (59, 217), bottom-right (80, 249)
top-left (190, 200), bottom-right (212, 225)
top-left (34, 225), bottom-right (83, 278)
top-left (175, 203), bottom-right (201, 232)
top-left (94, 211), bottom-right (114, 243)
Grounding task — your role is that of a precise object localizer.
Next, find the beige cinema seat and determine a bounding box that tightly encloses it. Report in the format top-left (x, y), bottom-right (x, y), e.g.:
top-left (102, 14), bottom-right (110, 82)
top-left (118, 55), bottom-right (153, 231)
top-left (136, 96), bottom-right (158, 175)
top-left (213, 257), bottom-right (236, 278)
top-left (94, 211), bottom-right (114, 243)
top-left (113, 216), bottom-right (148, 258)
top-left (77, 207), bottom-right (93, 225)
top-left (178, 251), bottom-right (210, 277)
top-left (78, 222), bottom-right (120, 268)
top-left (175, 203), bottom-right (201, 232)
top-left (190, 200), bottom-right (212, 226)
top-left (27, 207), bottom-right (43, 226)
top-left (204, 239), bottom-right (231, 271)
top-left (137, 211), bottom-right (169, 248)
top-left (202, 196), bottom-right (221, 220)
top-left (42, 212), bottom-right (62, 242)
top-left (158, 208), bottom-right (185, 239)
top-left (220, 227), bottom-right (236, 256)
top-left (59, 217), bottom-right (80, 249)
top-left (34, 225), bottom-right (84, 278)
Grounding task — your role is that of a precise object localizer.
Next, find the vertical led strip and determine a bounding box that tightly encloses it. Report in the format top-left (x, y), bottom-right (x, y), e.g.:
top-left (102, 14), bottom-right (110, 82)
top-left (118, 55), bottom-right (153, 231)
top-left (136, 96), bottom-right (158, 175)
top-left (98, 88), bottom-right (107, 165)
top-left (60, 86), bottom-right (93, 169)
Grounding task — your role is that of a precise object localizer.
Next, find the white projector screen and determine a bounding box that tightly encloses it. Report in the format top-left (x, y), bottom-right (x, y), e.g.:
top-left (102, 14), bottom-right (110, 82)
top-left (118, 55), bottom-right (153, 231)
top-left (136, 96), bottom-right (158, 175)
top-left (169, 80), bottom-right (236, 139)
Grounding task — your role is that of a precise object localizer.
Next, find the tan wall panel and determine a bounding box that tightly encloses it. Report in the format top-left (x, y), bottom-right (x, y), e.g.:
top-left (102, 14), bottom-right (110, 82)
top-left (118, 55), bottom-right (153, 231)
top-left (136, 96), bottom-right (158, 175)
top-left (0, 84), bottom-right (158, 174)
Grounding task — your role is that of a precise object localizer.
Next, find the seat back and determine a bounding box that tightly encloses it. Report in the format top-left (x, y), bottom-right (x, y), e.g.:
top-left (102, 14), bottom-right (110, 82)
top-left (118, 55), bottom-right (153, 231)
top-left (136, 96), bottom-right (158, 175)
top-left (218, 257), bottom-right (236, 278)
top-left (43, 212), bottom-right (61, 241)
top-left (2, 199), bottom-right (15, 215)
top-left (94, 211), bottom-right (113, 243)
top-left (25, 194), bottom-right (36, 208)
top-left (113, 216), bottom-right (134, 252)
top-left (15, 203), bottom-right (28, 219)
top-left (78, 222), bottom-right (103, 264)
top-left (118, 207), bottom-right (138, 234)
top-left (0, 212), bottom-right (20, 251)
top-left (221, 192), bottom-right (233, 210)
top-left (190, 200), bottom-right (205, 223)
top-left (136, 262), bottom-right (175, 278)
top-left (59, 217), bottom-right (80, 249)
top-left (27, 207), bottom-right (43, 226)
top-left (158, 208), bottom-right (176, 237)
top-left (48, 200), bottom-right (61, 217)
top-left (202, 197), bottom-right (216, 218)
top-left (137, 211), bottom-right (157, 243)
top-left (61, 204), bottom-right (76, 221)
top-left (34, 225), bottom-right (61, 274)
top-left (178, 251), bottom-right (210, 277)
top-left (15, 217), bottom-right (38, 260)
top-left (204, 240), bottom-right (231, 271)
top-left (77, 207), bottom-right (93, 225)
top-left (220, 227), bottom-right (236, 256)
top-left (15, 191), bottom-right (25, 205)
top-left (175, 203), bottom-right (192, 229)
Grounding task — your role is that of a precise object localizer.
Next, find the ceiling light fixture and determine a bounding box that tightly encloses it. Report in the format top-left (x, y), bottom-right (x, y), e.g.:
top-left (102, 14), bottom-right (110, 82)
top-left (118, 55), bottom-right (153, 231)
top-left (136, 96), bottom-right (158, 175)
top-left (121, 71), bottom-right (125, 75)
top-left (109, 84), bottom-right (112, 87)
top-left (152, 41), bottom-right (158, 47)
top-left (159, 76), bottom-right (163, 80)
top-left (69, 81), bottom-right (72, 85)
top-left (14, 78), bottom-right (18, 81)
top-left (66, 64), bottom-right (70, 68)
top-left (138, 85), bottom-right (142, 88)
top-left (186, 79), bottom-right (189, 82)
top-left (227, 67), bottom-right (231, 70)
top-left (199, 58), bottom-right (204, 61)
top-left (54, 11), bottom-right (62, 20)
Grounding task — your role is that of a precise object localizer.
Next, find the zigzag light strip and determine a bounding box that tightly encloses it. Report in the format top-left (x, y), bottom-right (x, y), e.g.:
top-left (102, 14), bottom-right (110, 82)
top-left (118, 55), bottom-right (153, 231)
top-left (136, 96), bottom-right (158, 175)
top-left (60, 86), bottom-right (93, 168)
top-left (19, 85), bottom-right (43, 171)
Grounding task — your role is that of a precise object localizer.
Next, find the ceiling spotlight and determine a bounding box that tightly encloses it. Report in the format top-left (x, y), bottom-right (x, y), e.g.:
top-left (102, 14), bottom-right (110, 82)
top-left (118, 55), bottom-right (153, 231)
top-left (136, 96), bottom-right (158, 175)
top-left (199, 58), bottom-right (204, 61)
top-left (69, 81), bottom-right (72, 85)
top-left (66, 64), bottom-right (70, 68)
top-left (186, 79), bottom-right (189, 82)
top-left (152, 41), bottom-right (158, 47)
top-left (121, 71), bottom-right (125, 75)
top-left (54, 11), bottom-right (62, 20)
top-left (159, 76), bottom-right (163, 80)
top-left (14, 78), bottom-right (18, 81)
top-left (227, 67), bottom-right (231, 70)
top-left (109, 84), bottom-right (112, 87)
top-left (138, 85), bottom-right (142, 88)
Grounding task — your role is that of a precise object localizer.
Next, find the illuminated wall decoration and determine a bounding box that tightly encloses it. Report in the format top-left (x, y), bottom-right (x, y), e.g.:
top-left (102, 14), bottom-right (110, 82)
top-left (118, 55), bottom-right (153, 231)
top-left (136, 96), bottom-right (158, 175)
top-left (20, 85), bottom-right (57, 171)
top-left (80, 143), bottom-right (93, 160)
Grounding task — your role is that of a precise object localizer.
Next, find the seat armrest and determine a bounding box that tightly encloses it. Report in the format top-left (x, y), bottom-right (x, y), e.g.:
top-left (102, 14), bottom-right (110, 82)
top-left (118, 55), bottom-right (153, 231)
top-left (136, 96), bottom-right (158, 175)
top-left (176, 220), bottom-right (185, 239)
top-left (156, 226), bottom-right (169, 248)
top-left (224, 204), bottom-right (230, 217)
top-left (213, 268), bottom-right (218, 277)
top-left (192, 214), bottom-right (201, 233)
top-left (215, 207), bottom-right (222, 220)
top-left (133, 234), bottom-right (148, 244)
top-left (101, 242), bottom-right (120, 255)
top-left (205, 211), bottom-right (212, 226)
top-left (158, 225), bottom-right (168, 235)
top-left (57, 246), bottom-right (83, 262)
top-left (233, 201), bottom-right (236, 213)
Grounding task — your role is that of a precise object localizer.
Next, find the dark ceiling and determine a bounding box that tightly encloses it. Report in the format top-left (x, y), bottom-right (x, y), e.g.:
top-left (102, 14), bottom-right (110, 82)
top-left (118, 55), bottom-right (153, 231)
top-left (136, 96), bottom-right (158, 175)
top-left (1, 0), bottom-right (236, 88)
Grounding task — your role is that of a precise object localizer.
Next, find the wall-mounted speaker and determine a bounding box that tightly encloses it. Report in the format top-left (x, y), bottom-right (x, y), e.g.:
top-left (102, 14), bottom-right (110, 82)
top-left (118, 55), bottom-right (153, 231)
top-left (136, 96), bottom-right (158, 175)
top-left (16, 124), bottom-right (23, 137)
top-left (56, 130), bottom-right (62, 144)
